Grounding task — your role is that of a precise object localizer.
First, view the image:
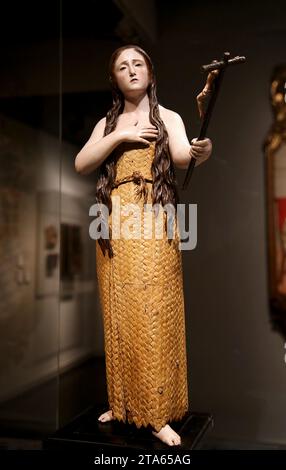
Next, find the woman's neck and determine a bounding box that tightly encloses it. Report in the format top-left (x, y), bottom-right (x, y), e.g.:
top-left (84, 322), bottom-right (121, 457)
top-left (122, 94), bottom-right (150, 115)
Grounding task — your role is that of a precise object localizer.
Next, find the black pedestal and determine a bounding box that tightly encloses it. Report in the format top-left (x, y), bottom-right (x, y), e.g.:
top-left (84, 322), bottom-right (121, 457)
top-left (43, 405), bottom-right (214, 451)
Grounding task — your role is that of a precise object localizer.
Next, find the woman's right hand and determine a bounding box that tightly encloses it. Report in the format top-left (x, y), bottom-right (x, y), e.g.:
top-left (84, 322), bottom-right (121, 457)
top-left (118, 120), bottom-right (158, 145)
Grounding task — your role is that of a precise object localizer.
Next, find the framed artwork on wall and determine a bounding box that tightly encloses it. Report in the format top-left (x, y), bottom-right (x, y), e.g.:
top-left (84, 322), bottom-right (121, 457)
top-left (35, 190), bottom-right (60, 297)
top-left (264, 64), bottom-right (286, 340)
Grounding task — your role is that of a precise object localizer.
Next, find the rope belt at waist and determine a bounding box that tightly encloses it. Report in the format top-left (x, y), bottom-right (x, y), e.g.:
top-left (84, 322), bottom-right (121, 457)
top-left (112, 171), bottom-right (153, 204)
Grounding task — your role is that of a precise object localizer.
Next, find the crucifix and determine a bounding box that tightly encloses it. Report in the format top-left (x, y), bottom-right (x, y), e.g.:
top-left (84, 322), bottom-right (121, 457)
top-left (182, 51), bottom-right (246, 190)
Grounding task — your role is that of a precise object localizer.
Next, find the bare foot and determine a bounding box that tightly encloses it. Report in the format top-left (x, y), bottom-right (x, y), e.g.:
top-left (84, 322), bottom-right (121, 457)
top-left (152, 424), bottom-right (181, 446)
top-left (98, 409), bottom-right (115, 422)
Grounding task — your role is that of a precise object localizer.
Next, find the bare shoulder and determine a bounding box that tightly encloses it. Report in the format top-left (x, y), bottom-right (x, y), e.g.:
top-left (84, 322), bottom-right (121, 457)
top-left (93, 116), bottom-right (106, 131)
top-left (88, 116), bottom-right (106, 142)
top-left (158, 104), bottom-right (182, 126)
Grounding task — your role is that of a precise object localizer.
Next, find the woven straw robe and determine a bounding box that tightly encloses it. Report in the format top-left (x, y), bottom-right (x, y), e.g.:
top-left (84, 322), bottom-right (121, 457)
top-left (95, 140), bottom-right (189, 432)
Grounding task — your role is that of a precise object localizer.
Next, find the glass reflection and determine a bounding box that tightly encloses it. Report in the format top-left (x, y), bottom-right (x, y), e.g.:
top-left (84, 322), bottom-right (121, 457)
top-left (0, 2), bottom-right (60, 439)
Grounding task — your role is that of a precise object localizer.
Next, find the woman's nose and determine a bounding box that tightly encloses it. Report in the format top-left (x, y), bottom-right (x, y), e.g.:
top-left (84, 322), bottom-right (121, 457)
top-left (129, 66), bottom-right (136, 75)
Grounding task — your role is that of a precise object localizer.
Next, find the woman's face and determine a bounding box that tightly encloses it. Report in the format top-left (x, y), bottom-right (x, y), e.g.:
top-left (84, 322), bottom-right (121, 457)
top-left (113, 48), bottom-right (150, 96)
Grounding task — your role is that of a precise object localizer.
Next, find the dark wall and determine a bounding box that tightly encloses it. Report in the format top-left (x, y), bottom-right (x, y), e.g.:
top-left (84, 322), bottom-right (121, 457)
top-left (152, 0), bottom-right (286, 445)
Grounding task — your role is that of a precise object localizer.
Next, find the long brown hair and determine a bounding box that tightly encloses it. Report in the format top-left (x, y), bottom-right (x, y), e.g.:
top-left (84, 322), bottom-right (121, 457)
top-left (95, 44), bottom-right (179, 258)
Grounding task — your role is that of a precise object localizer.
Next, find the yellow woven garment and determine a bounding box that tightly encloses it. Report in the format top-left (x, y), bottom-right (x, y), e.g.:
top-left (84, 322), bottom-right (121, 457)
top-left (95, 140), bottom-right (189, 432)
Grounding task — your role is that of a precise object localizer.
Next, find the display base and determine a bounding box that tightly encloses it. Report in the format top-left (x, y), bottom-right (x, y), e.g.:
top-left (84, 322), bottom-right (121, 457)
top-left (43, 405), bottom-right (214, 451)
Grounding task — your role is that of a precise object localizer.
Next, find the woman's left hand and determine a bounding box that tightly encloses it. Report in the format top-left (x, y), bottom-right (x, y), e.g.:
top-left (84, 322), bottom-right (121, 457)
top-left (190, 137), bottom-right (212, 166)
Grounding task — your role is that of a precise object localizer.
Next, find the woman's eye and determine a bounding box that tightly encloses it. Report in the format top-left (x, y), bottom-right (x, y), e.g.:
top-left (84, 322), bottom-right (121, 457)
top-left (119, 63), bottom-right (141, 71)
